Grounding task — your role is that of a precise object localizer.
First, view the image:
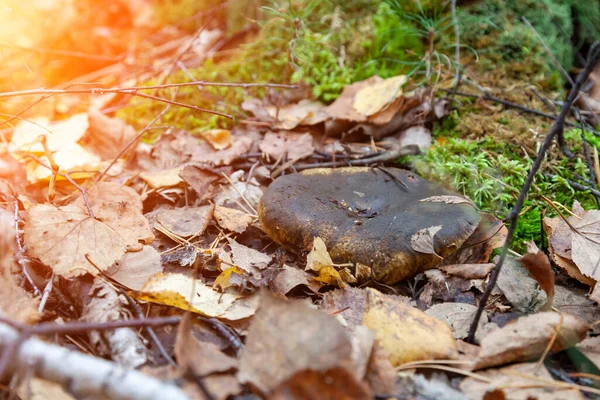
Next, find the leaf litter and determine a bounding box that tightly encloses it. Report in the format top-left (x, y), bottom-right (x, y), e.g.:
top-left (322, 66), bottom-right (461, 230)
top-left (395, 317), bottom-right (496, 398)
top-left (2, 22), bottom-right (598, 400)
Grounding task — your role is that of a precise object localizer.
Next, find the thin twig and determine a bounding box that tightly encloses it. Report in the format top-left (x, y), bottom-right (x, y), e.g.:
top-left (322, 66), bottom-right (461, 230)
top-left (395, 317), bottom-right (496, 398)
top-left (466, 42), bottom-right (600, 343)
top-left (451, 0), bottom-right (461, 88)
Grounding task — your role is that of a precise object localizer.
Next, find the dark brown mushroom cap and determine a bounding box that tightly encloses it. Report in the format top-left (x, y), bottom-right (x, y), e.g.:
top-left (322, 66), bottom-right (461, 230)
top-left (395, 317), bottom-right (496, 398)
top-left (258, 167), bottom-right (481, 284)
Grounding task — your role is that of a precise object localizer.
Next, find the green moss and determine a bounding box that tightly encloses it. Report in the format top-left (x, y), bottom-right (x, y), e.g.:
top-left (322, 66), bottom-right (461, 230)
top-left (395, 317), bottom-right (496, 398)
top-left (408, 136), bottom-right (596, 252)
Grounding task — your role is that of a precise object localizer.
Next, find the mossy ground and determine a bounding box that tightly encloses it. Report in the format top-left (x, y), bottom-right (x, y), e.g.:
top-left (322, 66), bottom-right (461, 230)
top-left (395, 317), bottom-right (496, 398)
top-left (119, 0), bottom-right (600, 251)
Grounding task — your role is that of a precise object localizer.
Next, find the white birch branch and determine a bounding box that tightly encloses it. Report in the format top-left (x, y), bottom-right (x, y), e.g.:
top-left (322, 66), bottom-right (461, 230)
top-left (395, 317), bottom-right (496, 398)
top-left (0, 323), bottom-right (188, 400)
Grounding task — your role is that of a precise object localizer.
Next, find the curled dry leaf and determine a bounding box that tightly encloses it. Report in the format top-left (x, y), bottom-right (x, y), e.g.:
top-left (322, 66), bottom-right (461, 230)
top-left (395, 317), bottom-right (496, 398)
top-left (199, 129), bottom-right (232, 150)
top-left (270, 264), bottom-right (322, 295)
top-left (438, 263), bottom-right (495, 280)
top-left (460, 362), bottom-right (584, 400)
top-left (136, 273), bottom-right (259, 320)
top-left (238, 291), bottom-right (356, 395)
top-left (411, 225), bottom-right (443, 259)
top-left (420, 195), bottom-right (475, 207)
top-left (306, 237), bottom-right (345, 287)
top-left (214, 205), bottom-right (254, 233)
top-left (518, 241), bottom-right (555, 310)
top-left (473, 312), bottom-right (589, 370)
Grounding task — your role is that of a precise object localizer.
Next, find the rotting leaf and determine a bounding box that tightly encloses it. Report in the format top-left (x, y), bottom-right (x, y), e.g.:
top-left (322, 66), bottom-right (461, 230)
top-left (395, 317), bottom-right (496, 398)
top-left (136, 273), bottom-right (259, 320)
top-left (411, 225), bottom-right (443, 259)
top-left (473, 312), bottom-right (589, 370)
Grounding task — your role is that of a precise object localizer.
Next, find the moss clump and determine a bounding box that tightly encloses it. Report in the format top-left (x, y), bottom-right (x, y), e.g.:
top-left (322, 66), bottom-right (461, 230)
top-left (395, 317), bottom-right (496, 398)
top-left (408, 135), bottom-right (597, 252)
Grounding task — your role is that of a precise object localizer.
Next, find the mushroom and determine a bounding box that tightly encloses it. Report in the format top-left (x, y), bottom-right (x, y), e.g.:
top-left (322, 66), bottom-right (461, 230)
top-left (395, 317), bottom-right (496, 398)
top-left (258, 167), bottom-right (481, 284)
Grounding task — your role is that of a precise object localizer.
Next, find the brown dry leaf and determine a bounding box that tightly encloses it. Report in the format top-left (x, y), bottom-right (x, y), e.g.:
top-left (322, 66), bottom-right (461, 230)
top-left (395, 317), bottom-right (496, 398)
top-left (326, 76), bottom-right (382, 122)
top-left (353, 75), bottom-right (407, 117)
top-left (473, 312), bottom-right (589, 370)
top-left (364, 343), bottom-right (397, 397)
top-left (571, 210), bottom-right (600, 283)
top-left (155, 205), bottom-right (214, 237)
top-left (107, 245), bottom-right (162, 290)
top-left (259, 132), bottom-right (314, 161)
top-left (410, 225), bottom-right (443, 259)
top-left (420, 195), bottom-right (475, 207)
top-left (191, 135), bottom-right (253, 166)
top-left (271, 264), bottom-right (322, 295)
top-left (86, 109), bottom-right (136, 160)
top-left (199, 129), bottom-right (232, 150)
top-left (265, 99), bottom-right (329, 130)
top-left (460, 362), bottom-right (584, 400)
top-left (362, 288), bottom-right (457, 366)
top-left (221, 237), bottom-right (271, 279)
top-left (438, 263), bottom-right (495, 279)
top-left (425, 303), bottom-right (496, 343)
top-left (214, 206), bottom-right (254, 233)
top-left (519, 241), bottom-right (555, 310)
top-left (25, 204), bottom-right (127, 277)
top-left (238, 291), bottom-right (356, 395)
top-left (179, 164), bottom-right (222, 202)
top-left (139, 167), bottom-right (185, 189)
top-left (175, 315), bottom-right (237, 377)
top-left (0, 210), bottom-right (39, 323)
top-left (270, 367), bottom-right (372, 400)
top-left (543, 213), bottom-right (595, 285)
top-left (137, 272), bottom-right (259, 320)
top-left (497, 256), bottom-right (547, 313)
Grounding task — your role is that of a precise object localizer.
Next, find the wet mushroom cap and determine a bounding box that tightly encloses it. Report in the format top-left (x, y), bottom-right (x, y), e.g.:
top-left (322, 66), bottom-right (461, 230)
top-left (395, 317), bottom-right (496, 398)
top-left (258, 167), bottom-right (481, 284)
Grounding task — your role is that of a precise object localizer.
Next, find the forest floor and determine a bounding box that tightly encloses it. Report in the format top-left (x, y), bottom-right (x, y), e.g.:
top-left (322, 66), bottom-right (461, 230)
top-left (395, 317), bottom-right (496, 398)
top-left (1, 0), bottom-right (600, 399)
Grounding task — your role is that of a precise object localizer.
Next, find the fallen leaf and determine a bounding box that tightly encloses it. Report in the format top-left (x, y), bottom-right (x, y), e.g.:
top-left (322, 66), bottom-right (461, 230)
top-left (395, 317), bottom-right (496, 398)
top-left (137, 273), bottom-right (259, 320)
top-left (25, 142), bottom-right (102, 182)
top-left (199, 129), bottom-right (232, 150)
top-left (86, 109), bottom-right (136, 160)
top-left (306, 237), bottom-right (345, 287)
top-left (191, 135), bottom-right (253, 166)
top-left (425, 302), bottom-right (496, 342)
top-left (326, 76), bottom-right (380, 122)
top-left (438, 263), bottom-right (495, 279)
top-left (213, 170), bottom-right (262, 211)
top-left (259, 132), bottom-right (315, 161)
top-left (420, 195), bottom-right (475, 207)
top-left (270, 264), bottom-right (322, 295)
top-left (571, 210), bottom-right (600, 283)
top-left (17, 377), bottom-right (77, 400)
top-left (270, 367), bottom-right (372, 400)
top-left (139, 167), bottom-right (184, 189)
top-left (178, 164), bottom-right (222, 202)
top-left (155, 205), bottom-right (214, 237)
top-left (519, 241), bottom-right (555, 310)
top-left (175, 315), bottom-right (237, 377)
top-left (265, 99), bottom-right (329, 130)
top-left (543, 212), bottom-right (595, 285)
top-left (353, 75), bottom-right (407, 116)
top-left (238, 291), bottom-right (355, 395)
top-left (461, 362), bottom-right (584, 400)
top-left (553, 285), bottom-right (600, 335)
top-left (107, 245), bottom-right (162, 290)
top-left (497, 256), bottom-right (547, 313)
top-left (411, 225), bottom-right (443, 259)
top-left (362, 288), bottom-right (457, 366)
top-left (364, 343), bottom-right (397, 397)
top-left (224, 237), bottom-right (271, 277)
top-left (214, 205), bottom-right (254, 233)
top-left (473, 312), bottom-right (589, 370)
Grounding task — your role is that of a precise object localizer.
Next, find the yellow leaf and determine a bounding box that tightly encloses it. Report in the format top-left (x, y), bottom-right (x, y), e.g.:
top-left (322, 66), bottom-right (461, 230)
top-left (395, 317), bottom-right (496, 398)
top-left (362, 288), bottom-right (457, 366)
top-left (353, 75), bottom-right (407, 116)
top-left (214, 266), bottom-right (244, 291)
top-left (137, 273), bottom-right (259, 320)
top-left (306, 237), bottom-right (334, 272)
top-left (139, 167), bottom-right (184, 189)
top-left (25, 142), bottom-right (101, 182)
top-left (200, 129), bottom-right (232, 150)
top-left (315, 265), bottom-right (345, 288)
